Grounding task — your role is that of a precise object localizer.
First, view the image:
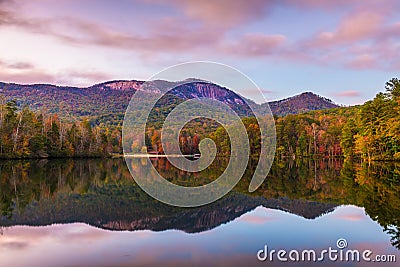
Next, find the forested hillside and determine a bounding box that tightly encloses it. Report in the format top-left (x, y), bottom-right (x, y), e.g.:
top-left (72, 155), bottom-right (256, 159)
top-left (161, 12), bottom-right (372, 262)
top-left (0, 80), bottom-right (338, 124)
top-left (1, 78), bottom-right (399, 161)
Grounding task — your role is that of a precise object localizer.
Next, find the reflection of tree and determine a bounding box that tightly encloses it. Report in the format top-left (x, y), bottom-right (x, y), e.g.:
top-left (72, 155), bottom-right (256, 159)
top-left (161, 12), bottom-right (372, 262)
top-left (0, 159), bottom-right (132, 216)
top-left (247, 159), bottom-right (400, 250)
top-left (1, 158), bottom-right (400, 249)
top-left (350, 162), bottom-right (400, 250)
top-left (385, 224), bottom-right (400, 250)
top-left (0, 158), bottom-right (336, 232)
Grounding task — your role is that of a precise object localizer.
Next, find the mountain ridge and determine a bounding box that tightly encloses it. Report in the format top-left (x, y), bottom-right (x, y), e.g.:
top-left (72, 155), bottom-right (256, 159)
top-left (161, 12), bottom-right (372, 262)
top-left (0, 80), bottom-right (339, 119)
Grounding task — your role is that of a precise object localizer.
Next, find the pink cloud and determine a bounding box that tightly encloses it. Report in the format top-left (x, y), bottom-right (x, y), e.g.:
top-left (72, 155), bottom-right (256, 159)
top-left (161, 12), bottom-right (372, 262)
top-left (166, 0), bottom-right (273, 29)
top-left (1, 0), bottom-right (399, 77)
top-left (296, 1), bottom-right (400, 71)
top-left (0, 69), bottom-right (58, 84)
top-left (58, 69), bottom-right (112, 85)
top-left (0, 0), bottom-right (224, 55)
top-left (0, 59), bottom-right (111, 86)
top-left (223, 33), bottom-right (286, 57)
top-left (345, 54), bottom-right (379, 70)
top-left (334, 90), bottom-right (362, 97)
top-left (334, 11), bottom-right (383, 41)
top-left (282, 0), bottom-right (362, 9)
top-left (378, 22), bottom-right (400, 41)
top-left (312, 10), bottom-right (385, 47)
top-left (283, 0), bottom-right (400, 13)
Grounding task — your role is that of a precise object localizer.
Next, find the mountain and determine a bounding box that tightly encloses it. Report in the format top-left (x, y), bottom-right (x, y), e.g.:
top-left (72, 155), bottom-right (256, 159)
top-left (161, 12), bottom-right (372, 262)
top-left (0, 81), bottom-right (140, 119)
top-left (0, 81), bottom-right (338, 122)
top-left (266, 92), bottom-right (339, 116)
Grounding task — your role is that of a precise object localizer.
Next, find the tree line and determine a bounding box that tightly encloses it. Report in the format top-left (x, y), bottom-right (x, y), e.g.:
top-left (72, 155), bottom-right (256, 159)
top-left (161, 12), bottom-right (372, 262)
top-left (341, 78), bottom-right (400, 161)
top-left (0, 99), bottom-right (122, 158)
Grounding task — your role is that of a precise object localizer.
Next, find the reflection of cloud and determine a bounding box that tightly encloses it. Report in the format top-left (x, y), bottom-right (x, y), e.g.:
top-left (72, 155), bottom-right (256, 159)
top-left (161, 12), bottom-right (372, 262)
top-left (1, 218), bottom-right (399, 267)
top-left (0, 60), bottom-right (34, 70)
top-left (330, 205), bottom-right (366, 221)
top-left (236, 206), bottom-right (278, 225)
top-left (238, 215), bottom-right (276, 225)
top-left (0, 241), bottom-right (29, 250)
top-left (58, 224), bottom-right (111, 242)
top-left (0, 223), bottom-right (109, 243)
top-left (333, 213), bottom-right (365, 221)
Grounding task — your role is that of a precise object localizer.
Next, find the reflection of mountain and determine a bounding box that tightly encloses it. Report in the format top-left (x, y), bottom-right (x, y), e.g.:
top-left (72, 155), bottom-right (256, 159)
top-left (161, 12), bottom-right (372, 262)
top-left (0, 186), bottom-right (336, 233)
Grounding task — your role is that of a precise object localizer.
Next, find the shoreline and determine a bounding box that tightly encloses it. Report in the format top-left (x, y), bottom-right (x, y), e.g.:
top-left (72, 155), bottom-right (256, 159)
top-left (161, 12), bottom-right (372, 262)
top-left (121, 154), bottom-right (197, 158)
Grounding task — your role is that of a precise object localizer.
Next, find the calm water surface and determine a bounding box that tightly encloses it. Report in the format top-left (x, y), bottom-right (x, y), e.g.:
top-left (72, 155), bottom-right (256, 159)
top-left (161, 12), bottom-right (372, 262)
top-left (0, 158), bottom-right (399, 266)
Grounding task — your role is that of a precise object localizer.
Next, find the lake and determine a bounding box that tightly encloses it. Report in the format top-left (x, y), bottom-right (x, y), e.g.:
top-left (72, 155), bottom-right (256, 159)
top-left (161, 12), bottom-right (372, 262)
top-left (0, 158), bottom-right (399, 266)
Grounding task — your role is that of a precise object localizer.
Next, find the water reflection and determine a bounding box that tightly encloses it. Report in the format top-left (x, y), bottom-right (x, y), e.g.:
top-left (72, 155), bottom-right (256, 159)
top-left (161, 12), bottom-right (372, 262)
top-left (0, 206), bottom-right (398, 267)
top-left (0, 158), bottom-right (400, 266)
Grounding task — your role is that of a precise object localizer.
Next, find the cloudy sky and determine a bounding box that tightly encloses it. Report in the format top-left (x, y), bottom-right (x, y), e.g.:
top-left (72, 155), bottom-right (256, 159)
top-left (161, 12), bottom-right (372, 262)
top-left (0, 0), bottom-right (399, 105)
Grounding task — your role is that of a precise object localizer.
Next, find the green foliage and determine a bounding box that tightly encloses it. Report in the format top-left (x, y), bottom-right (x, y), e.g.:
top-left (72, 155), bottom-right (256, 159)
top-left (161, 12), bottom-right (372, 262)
top-left (341, 78), bottom-right (400, 161)
top-left (0, 101), bottom-right (119, 158)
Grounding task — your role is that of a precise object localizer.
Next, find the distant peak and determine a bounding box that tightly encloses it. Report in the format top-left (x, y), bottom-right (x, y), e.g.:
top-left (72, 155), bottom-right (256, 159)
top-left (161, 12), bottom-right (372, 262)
top-left (300, 91), bottom-right (324, 96)
top-left (267, 91), bottom-right (338, 116)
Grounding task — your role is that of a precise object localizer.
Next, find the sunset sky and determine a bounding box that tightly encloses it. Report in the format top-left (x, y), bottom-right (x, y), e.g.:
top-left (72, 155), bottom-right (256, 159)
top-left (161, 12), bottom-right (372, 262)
top-left (0, 0), bottom-right (399, 105)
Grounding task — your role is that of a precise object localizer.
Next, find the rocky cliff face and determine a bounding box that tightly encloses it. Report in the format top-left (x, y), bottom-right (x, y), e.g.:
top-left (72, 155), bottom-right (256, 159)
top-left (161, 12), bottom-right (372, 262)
top-left (91, 80), bottom-right (143, 91)
top-left (170, 82), bottom-right (243, 103)
top-left (167, 82), bottom-right (254, 117)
